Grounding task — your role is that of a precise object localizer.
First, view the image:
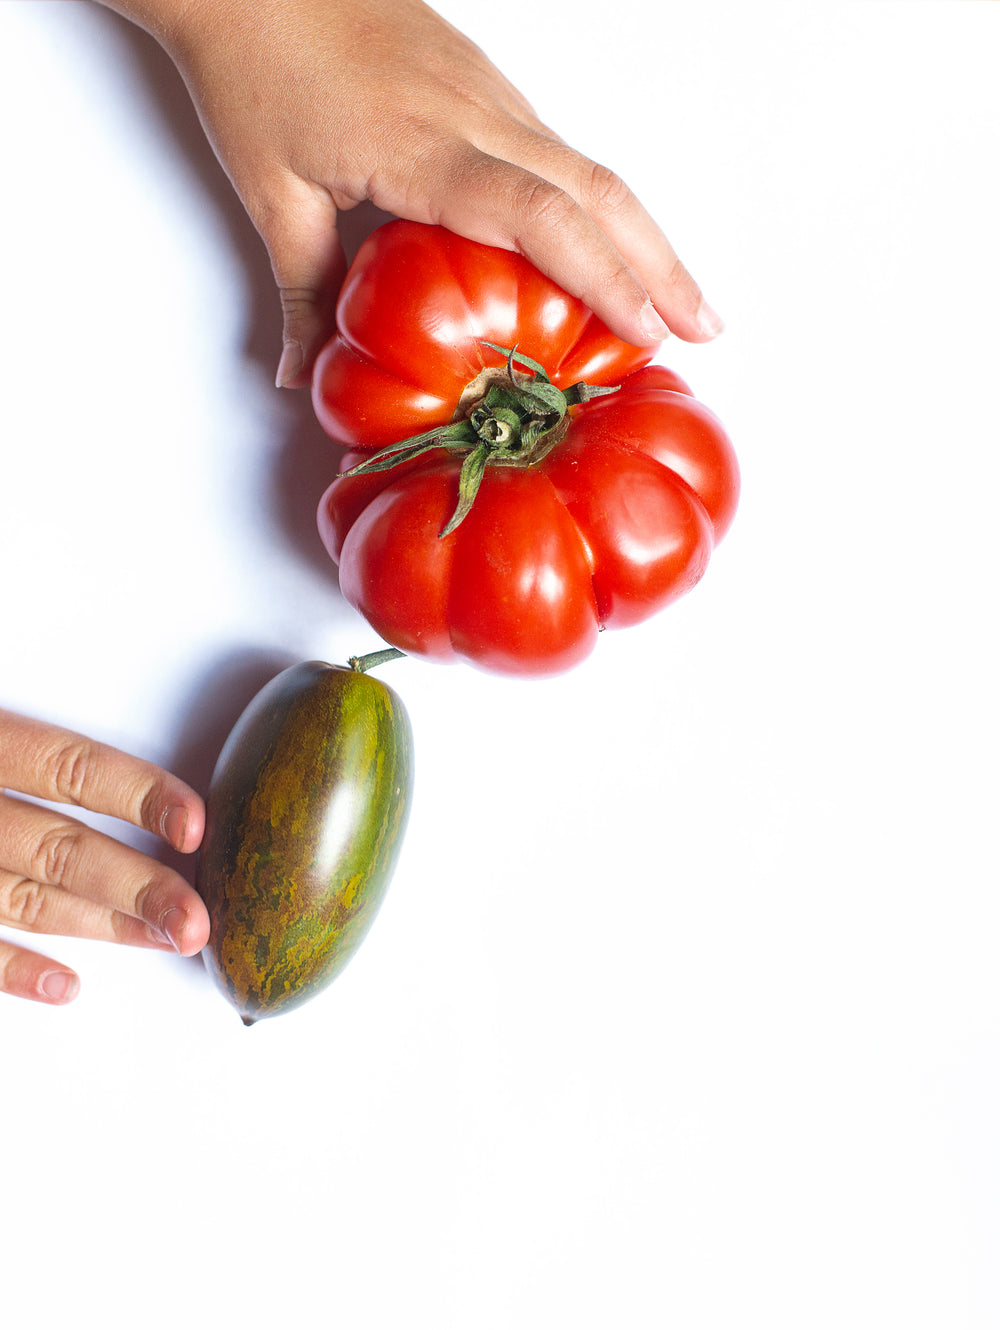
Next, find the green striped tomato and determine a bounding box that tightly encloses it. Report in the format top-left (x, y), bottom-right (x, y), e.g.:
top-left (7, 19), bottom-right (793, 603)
top-left (197, 659), bottom-right (413, 1024)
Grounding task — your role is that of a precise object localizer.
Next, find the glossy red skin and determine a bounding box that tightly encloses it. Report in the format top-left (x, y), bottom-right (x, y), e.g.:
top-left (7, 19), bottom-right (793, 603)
top-left (312, 220), bottom-right (654, 450)
top-left (312, 221), bottom-right (740, 677)
top-left (317, 374), bottom-right (740, 677)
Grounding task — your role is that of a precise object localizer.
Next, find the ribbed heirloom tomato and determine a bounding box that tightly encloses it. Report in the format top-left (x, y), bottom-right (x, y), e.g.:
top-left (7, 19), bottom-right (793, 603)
top-left (312, 221), bottom-right (739, 677)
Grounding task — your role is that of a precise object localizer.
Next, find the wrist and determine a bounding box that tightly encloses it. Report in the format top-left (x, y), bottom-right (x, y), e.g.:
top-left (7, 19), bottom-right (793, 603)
top-left (92, 0), bottom-right (230, 61)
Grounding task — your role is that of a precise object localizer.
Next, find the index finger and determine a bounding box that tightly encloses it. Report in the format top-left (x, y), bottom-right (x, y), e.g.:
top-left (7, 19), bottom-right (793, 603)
top-left (0, 710), bottom-right (204, 854)
top-left (504, 133), bottom-right (725, 344)
top-left (408, 145), bottom-right (710, 349)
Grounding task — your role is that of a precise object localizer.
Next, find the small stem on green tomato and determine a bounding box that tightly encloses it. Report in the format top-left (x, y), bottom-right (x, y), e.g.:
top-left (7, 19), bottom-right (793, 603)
top-left (348, 648), bottom-right (407, 673)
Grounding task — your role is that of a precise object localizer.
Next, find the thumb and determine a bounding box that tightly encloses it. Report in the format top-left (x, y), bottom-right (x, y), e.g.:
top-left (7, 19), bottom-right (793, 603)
top-left (264, 207), bottom-right (348, 390)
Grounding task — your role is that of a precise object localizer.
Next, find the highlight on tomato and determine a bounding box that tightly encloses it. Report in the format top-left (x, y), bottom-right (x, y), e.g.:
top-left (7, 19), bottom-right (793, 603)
top-left (312, 220), bottom-right (740, 678)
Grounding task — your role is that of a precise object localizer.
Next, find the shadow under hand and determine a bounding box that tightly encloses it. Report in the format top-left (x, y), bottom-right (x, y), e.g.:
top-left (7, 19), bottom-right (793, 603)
top-left (141, 646), bottom-right (294, 989)
top-left (151, 647), bottom-right (296, 1010)
top-left (95, 7), bottom-right (398, 585)
top-left (271, 202), bottom-right (400, 584)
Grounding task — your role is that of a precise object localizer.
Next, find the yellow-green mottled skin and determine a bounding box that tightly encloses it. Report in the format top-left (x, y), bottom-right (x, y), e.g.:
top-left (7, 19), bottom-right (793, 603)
top-left (197, 661), bottom-right (414, 1024)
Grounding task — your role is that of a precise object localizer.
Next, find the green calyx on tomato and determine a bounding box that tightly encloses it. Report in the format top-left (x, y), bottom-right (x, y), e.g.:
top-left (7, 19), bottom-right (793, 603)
top-left (340, 343), bottom-right (620, 538)
top-left (313, 220), bottom-right (739, 678)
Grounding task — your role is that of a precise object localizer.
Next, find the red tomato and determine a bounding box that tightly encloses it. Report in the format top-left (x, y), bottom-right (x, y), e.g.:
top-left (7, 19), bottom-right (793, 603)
top-left (312, 220), bottom-right (656, 449)
top-left (312, 221), bottom-right (739, 677)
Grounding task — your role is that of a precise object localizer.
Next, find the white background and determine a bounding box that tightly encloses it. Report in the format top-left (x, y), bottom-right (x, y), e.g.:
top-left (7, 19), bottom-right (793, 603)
top-left (2, 2), bottom-right (998, 1326)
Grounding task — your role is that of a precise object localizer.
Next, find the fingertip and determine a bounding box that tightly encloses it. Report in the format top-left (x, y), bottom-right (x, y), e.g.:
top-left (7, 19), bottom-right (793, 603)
top-left (645, 249), bottom-right (723, 343)
top-left (181, 799), bottom-right (206, 854)
top-left (39, 969), bottom-right (80, 1004)
top-left (276, 340), bottom-right (305, 389)
top-left (269, 225), bottom-right (348, 389)
top-left (694, 299), bottom-right (725, 340)
top-left (659, 297), bottom-right (725, 345)
top-left (185, 908), bottom-right (212, 957)
top-left (276, 317), bottom-right (338, 389)
top-left (638, 300), bottom-right (671, 344)
top-left (162, 799), bottom-right (205, 854)
top-left (161, 900), bottom-right (211, 957)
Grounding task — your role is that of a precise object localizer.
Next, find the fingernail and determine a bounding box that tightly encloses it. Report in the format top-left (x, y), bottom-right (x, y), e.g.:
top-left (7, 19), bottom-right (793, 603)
top-left (696, 299), bottom-right (725, 338)
top-left (638, 301), bottom-right (670, 343)
top-left (163, 805), bottom-right (189, 851)
top-left (275, 340), bottom-right (303, 388)
top-left (159, 907), bottom-right (186, 953)
top-left (41, 970), bottom-right (80, 1003)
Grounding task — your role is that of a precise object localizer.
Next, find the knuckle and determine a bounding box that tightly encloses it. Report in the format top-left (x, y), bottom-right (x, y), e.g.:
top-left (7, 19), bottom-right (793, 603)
top-left (517, 177), bottom-right (577, 231)
top-left (1, 878), bottom-right (47, 930)
top-left (49, 737), bottom-right (97, 806)
top-left (278, 287), bottom-right (323, 319)
top-left (388, 123), bottom-right (463, 216)
top-left (34, 823), bottom-right (86, 887)
top-left (582, 160), bottom-right (633, 217)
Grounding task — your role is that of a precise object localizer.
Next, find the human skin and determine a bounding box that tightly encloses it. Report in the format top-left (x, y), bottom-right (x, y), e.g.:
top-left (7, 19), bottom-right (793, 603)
top-left (95, 0), bottom-right (723, 387)
top-left (0, 711), bottom-right (208, 1005)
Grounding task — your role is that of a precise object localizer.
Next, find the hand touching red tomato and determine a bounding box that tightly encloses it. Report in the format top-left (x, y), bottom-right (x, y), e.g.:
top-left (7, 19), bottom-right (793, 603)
top-left (312, 222), bottom-right (739, 677)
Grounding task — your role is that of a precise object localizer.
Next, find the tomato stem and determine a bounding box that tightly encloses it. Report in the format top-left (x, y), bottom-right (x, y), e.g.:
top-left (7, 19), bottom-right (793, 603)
top-left (348, 648), bottom-right (407, 673)
top-left (339, 343), bottom-right (620, 539)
